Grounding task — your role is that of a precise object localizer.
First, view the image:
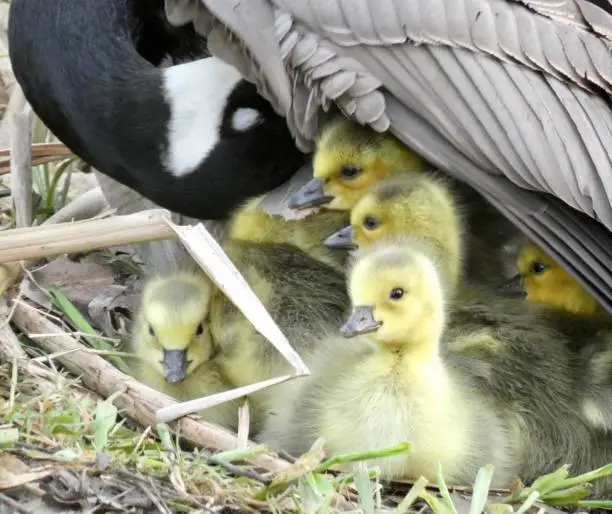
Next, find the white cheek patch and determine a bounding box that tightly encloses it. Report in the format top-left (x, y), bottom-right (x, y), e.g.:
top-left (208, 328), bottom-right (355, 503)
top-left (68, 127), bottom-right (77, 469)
top-left (162, 57), bottom-right (242, 178)
top-left (231, 107), bottom-right (263, 132)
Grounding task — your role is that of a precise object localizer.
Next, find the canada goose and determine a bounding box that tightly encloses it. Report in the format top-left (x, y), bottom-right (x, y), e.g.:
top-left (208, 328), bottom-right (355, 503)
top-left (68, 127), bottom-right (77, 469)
top-left (498, 241), bottom-right (612, 433)
top-left (8, 0), bottom-right (305, 220)
top-left (129, 270), bottom-right (241, 431)
top-left (261, 238), bottom-right (612, 493)
top-left (499, 241), bottom-right (609, 319)
top-left (324, 173), bottom-right (463, 292)
top-left (288, 118), bottom-right (427, 211)
top-left (210, 239), bottom-right (350, 412)
top-left (325, 172), bottom-right (518, 290)
top-left (226, 195), bottom-right (350, 271)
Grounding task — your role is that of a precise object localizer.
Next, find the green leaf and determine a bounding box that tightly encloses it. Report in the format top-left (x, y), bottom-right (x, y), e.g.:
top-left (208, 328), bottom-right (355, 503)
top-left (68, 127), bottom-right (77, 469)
top-left (91, 390), bottom-right (121, 452)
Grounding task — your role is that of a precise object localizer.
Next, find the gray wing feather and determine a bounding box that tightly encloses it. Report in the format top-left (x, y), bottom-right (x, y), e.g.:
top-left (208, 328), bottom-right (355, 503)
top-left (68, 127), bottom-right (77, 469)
top-left (164, 0), bottom-right (612, 312)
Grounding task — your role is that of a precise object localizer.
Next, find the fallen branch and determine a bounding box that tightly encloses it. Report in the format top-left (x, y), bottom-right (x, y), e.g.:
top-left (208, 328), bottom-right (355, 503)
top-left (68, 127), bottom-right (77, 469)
top-left (10, 300), bottom-right (291, 474)
top-left (0, 209), bottom-right (177, 262)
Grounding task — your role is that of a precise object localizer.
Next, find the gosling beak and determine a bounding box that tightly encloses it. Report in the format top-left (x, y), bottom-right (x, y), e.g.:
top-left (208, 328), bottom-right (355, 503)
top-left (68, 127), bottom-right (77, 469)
top-left (288, 178), bottom-right (334, 210)
top-left (324, 225), bottom-right (357, 249)
top-left (497, 274), bottom-right (527, 298)
top-left (162, 349), bottom-right (189, 384)
top-left (340, 305), bottom-right (383, 338)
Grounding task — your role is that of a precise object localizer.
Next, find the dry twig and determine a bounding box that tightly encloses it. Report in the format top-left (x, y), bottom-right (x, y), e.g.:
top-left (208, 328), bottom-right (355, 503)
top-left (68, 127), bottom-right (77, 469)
top-left (0, 209), bottom-right (177, 262)
top-left (0, 142), bottom-right (73, 174)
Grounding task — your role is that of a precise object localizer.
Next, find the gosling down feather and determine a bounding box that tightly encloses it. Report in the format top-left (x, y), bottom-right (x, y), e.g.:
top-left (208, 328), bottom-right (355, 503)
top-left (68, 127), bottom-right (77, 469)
top-left (260, 238), bottom-right (612, 494)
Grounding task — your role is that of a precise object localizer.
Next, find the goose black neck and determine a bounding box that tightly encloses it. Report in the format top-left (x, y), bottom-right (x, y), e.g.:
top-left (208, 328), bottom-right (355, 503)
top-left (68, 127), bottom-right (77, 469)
top-left (8, 0), bottom-right (306, 220)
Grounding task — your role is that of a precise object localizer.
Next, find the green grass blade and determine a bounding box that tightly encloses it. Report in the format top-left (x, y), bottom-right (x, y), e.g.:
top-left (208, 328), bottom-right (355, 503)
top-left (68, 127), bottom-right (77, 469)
top-left (91, 390), bottom-right (121, 453)
top-left (393, 476), bottom-right (428, 514)
top-left (436, 463), bottom-right (458, 514)
top-left (354, 463), bottom-right (374, 514)
top-left (49, 287), bottom-right (129, 373)
top-left (469, 464), bottom-right (495, 514)
top-left (313, 441), bottom-right (412, 474)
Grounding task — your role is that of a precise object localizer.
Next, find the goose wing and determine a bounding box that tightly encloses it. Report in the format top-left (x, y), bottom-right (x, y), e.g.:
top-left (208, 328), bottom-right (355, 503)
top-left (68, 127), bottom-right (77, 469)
top-left (165, 0), bottom-right (612, 313)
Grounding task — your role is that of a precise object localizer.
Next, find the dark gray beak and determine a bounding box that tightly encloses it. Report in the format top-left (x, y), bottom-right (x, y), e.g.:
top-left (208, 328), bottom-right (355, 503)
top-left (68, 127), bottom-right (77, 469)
top-left (497, 274), bottom-right (527, 298)
top-left (288, 178), bottom-right (334, 210)
top-left (324, 225), bottom-right (357, 249)
top-left (340, 306), bottom-right (383, 338)
top-left (162, 349), bottom-right (189, 383)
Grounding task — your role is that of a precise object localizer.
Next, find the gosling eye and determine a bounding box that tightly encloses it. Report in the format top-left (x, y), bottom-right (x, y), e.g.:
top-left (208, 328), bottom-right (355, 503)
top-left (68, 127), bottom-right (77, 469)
top-left (195, 323), bottom-right (204, 336)
top-left (148, 325), bottom-right (155, 337)
top-left (339, 164), bottom-right (361, 179)
top-left (531, 262), bottom-right (547, 275)
top-left (362, 216), bottom-right (379, 230)
top-left (389, 287), bottom-right (405, 300)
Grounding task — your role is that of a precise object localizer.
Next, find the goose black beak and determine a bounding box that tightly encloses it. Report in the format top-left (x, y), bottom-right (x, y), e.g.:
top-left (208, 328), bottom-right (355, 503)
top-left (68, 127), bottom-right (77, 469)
top-left (288, 178), bottom-right (334, 210)
top-left (324, 225), bottom-right (357, 249)
top-left (497, 274), bottom-right (527, 298)
top-left (341, 305), bottom-right (383, 338)
top-left (162, 349), bottom-right (189, 383)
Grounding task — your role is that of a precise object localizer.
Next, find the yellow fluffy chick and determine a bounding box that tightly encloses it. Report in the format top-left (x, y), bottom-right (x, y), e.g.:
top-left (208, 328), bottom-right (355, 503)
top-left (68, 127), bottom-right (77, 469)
top-left (498, 240), bottom-right (607, 318)
top-left (325, 172), bottom-right (464, 294)
top-left (130, 270), bottom-right (241, 431)
top-left (288, 118), bottom-right (427, 211)
top-left (226, 194), bottom-right (350, 272)
top-left (325, 172), bottom-right (521, 289)
top-left (209, 239), bottom-right (350, 423)
top-left (261, 239), bottom-right (612, 492)
top-left (260, 239), bottom-right (514, 486)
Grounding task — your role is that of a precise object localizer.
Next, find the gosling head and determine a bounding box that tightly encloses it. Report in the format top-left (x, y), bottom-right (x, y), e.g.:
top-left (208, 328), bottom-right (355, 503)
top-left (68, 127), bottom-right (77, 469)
top-left (135, 271), bottom-right (216, 384)
top-left (289, 119), bottom-right (425, 211)
top-left (341, 240), bottom-right (446, 349)
top-left (325, 174), bottom-right (463, 291)
top-left (498, 241), bottom-right (599, 316)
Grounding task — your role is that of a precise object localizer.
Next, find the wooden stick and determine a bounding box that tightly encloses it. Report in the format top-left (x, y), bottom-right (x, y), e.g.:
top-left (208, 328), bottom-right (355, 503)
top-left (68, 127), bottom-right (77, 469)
top-left (0, 155), bottom-right (72, 175)
top-left (0, 209), bottom-right (177, 262)
top-left (9, 114), bottom-right (33, 228)
top-left (10, 300), bottom-right (291, 473)
top-left (0, 142), bottom-right (72, 158)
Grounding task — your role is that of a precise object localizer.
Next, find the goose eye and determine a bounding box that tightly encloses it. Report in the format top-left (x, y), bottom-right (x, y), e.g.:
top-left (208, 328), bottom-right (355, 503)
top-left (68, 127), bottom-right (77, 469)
top-left (148, 325), bottom-right (155, 337)
top-left (531, 262), bottom-right (547, 274)
top-left (195, 323), bottom-right (204, 336)
top-left (363, 216), bottom-right (379, 230)
top-left (340, 164), bottom-right (361, 179)
top-left (389, 287), bottom-right (404, 300)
